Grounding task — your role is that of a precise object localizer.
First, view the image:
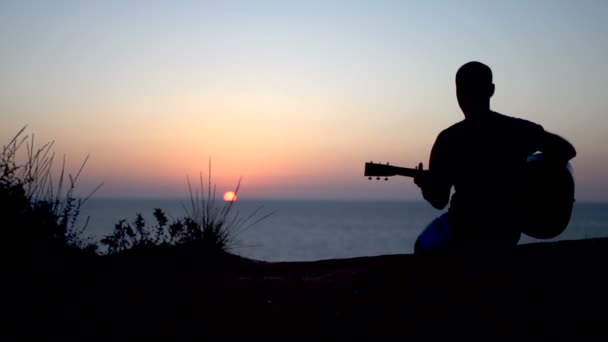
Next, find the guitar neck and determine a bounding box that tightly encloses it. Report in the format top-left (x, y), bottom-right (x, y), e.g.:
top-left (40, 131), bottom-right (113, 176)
top-left (387, 166), bottom-right (418, 178)
top-left (364, 162), bottom-right (421, 178)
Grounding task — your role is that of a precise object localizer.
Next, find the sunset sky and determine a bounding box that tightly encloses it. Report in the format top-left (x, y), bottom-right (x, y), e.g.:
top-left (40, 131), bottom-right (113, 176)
top-left (1, 1), bottom-right (607, 201)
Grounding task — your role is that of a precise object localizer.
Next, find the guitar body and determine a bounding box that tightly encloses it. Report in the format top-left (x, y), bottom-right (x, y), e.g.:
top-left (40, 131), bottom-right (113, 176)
top-left (518, 153), bottom-right (575, 239)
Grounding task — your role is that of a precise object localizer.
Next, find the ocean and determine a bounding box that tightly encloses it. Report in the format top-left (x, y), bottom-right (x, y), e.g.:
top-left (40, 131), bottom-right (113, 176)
top-left (79, 199), bottom-right (608, 262)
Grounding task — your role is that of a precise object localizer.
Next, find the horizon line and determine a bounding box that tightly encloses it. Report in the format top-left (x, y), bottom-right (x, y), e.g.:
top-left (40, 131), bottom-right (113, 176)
top-left (79, 196), bottom-right (608, 204)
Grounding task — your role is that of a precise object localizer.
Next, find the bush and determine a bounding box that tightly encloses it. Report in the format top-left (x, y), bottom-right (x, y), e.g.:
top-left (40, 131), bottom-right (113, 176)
top-left (101, 169), bottom-right (272, 256)
top-left (0, 127), bottom-right (100, 256)
top-left (1, 127), bottom-right (270, 258)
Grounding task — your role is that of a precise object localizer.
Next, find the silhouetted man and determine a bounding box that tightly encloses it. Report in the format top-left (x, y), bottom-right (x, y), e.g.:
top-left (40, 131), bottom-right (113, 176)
top-left (414, 61), bottom-right (576, 254)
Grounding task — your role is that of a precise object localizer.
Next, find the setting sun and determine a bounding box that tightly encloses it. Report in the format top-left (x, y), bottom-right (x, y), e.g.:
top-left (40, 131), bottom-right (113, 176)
top-left (223, 191), bottom-right (238, 202)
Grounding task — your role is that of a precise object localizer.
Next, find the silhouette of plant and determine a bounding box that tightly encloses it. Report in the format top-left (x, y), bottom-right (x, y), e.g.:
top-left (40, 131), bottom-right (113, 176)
top-left (179, 171), bottom-right (273, 253)
top-left (101, 212), bottom-right (166, 254)
top-left (153, 208), bottom-right (168, 243)
top-left (101, 163), bottom-right (273, 256)
top-left (1, 126), bottom-right (101, 255)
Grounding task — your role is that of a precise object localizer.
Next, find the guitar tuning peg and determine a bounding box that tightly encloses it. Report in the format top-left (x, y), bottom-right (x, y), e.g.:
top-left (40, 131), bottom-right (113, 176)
top-left (376, 177), bottom-right (380, 180)
top-left (368, 176), bottom-right (372, 180)
top-left (384, 177), bottom-right (388, 181)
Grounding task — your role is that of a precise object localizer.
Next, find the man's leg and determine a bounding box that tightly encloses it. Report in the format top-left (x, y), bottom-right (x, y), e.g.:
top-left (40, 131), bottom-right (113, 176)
top-left (414, 213), bottom-right (456, 255)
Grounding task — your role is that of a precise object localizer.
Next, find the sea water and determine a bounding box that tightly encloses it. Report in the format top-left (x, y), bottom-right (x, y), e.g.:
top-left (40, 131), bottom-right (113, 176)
top-left (79, 199), bottom-right (608, 261)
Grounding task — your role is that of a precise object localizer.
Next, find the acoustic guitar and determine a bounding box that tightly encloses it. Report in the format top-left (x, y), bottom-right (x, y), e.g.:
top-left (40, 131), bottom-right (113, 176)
top-left (364, 153), bottom-right (575, 239)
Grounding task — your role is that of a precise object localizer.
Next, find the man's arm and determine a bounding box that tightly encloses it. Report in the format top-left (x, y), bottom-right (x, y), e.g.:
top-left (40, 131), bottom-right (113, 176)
top-left (415, 170), bottom-right (450, 209)
top-left (539, 131), bottom-right (576, 164)
top-left (414, 131), bottom-right (452, 210)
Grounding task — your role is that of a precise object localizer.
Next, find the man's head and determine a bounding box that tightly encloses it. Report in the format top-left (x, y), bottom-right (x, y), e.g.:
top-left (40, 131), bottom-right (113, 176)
top-left (456, 61), bottom-right (495, 118)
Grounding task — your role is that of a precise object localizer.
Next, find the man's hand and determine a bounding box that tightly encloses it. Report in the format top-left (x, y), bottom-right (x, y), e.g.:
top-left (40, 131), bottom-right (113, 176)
top-left (413, 162), bottom-right (428, 188)
top-left (540, 131), bottom-right (576, 165)
top-left (414, 162), bottom-right (450, 209)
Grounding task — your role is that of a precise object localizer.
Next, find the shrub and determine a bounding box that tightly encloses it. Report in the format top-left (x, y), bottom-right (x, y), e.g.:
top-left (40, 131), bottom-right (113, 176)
top-left (101, 167), bottom-right (273, 256)
top-left (0, 126), bottom-right (101, 256)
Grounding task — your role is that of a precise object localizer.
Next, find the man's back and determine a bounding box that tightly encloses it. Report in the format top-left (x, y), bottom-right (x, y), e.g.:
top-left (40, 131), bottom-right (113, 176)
top-left (430, 111), bottom-right (544, 245)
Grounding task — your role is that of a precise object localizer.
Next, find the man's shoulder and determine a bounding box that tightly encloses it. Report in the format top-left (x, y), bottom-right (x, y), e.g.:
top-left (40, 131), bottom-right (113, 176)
top-left (493, 111), bottom-right (544, 131)
top-left (436, 111), bottom-right (544, 144)
top-left (439, 119), bottom-right (467, 137)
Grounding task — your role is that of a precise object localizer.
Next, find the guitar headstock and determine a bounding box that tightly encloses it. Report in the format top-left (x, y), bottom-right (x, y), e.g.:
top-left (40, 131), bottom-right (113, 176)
top-left (364, 161), bottom-right (397, 178)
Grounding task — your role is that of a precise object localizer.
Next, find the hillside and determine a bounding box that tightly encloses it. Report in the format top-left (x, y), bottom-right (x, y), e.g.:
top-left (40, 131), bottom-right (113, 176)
top-left (6, 238), bottom-right (608, 338)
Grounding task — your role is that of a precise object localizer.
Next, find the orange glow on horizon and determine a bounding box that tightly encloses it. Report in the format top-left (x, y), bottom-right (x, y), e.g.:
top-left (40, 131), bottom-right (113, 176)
top-left (223, 191), bottom-right (238, 202)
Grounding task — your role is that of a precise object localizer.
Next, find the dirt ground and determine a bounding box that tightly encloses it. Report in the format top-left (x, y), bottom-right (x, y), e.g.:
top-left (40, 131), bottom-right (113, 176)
top-left (6, 238), bottom-right (608, 338)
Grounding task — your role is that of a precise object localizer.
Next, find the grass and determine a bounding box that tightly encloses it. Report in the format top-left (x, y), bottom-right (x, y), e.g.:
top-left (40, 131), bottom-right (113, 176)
top-left (101, 162), bottom-right (274, 257)
top-left (2, 126), bottom-right (272, 261)
top-left (181, 165), bottom-right (274, 251)
top-left (1, 126), bottom-right (101, 255)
